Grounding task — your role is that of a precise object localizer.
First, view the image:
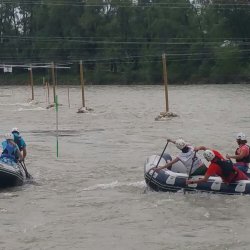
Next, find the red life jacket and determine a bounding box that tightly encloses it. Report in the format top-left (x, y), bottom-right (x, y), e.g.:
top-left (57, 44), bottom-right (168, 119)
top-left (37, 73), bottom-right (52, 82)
top-left (235, 145), bottom-right (250, 163)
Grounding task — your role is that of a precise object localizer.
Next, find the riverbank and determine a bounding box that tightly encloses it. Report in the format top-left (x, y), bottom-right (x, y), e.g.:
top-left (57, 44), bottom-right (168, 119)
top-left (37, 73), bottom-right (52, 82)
top-left (0, 72), bottom-right (249, 85)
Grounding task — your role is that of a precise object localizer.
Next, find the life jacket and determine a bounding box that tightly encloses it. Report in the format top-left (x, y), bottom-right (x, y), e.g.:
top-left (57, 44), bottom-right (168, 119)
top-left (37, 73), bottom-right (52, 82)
top-left (216, 159), bottom-right (238, 183)
top-left (235, 145), bottom-right (250, 163)
top-left (1, 142), bottom-right (18, 162)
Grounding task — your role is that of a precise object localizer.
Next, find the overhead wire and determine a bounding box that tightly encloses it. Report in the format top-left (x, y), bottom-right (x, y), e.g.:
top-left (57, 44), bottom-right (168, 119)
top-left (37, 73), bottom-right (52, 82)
top-left (1, 50), bottom-right (250, 65)
top-left (1, 35), bottom-right (250, 46)
top-left (0, 1), bottom-right (249, 68)
top-left (3, 35), bottom-right (250, 41)
top-left (1, 1), bottom-right (250, 8)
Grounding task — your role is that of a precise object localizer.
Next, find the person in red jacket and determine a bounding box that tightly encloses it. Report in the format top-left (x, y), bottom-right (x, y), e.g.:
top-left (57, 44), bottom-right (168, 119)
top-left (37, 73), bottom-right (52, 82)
top-left (186, 146), bottom-right (248, 185)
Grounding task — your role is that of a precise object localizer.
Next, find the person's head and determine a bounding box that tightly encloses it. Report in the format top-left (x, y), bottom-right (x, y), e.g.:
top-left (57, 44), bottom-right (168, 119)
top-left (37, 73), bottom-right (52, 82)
top-left (203, 150), bottom-right (215, 162)
top-left (175, 139), bottom-right (188, 152)
top-left (5, 133), bottom-right (14, 142)
top-left (236, 132), bottom-right (247, 145)
top-left (11, 127), bottom-right (19, 135)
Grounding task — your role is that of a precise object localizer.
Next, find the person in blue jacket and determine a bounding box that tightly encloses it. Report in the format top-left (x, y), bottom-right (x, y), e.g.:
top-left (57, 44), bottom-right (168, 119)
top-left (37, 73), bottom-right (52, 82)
top-left (11, 128), bottom-right (27, 160)
top-left (1, 133), bottom-right (23, 163)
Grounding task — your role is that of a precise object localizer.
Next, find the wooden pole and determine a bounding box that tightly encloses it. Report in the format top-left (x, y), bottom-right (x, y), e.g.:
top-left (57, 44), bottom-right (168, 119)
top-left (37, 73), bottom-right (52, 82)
top-left (29, 65), bottom-right (34, 100)
top-left (47, 81), bottom-right (50, 104)
top-left (162, 53), bottom-right (169, 113)
top-left (55, 95), bottom-right (59, 158)
top-left (51, 62), bottom-right (56, 103)
top-left (43, 77), bottom-right (48, 105)
top-left (80, 60), bottom-right (85, 108)
top-left (1, 0), bottom-right (3, 44)
top-left (67, 87), bottom-right (70, 108)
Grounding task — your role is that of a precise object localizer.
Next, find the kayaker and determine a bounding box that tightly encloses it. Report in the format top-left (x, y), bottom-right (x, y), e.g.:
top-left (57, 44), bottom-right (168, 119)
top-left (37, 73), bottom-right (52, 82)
top-left (0, 133), bottom-right (23, 163)
top-left (226, 132), bottom-right (249, 174)
top-left (186, 147), bottom-right (248, 185)
top-left (152, 138), bottom-right (207, 176)
top-left (11, 128), bottom-right (27, 160)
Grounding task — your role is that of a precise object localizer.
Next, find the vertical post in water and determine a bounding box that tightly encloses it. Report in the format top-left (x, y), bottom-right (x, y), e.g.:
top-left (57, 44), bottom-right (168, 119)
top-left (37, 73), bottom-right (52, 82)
top-left (43, 77), bottom-right (48, 105)
top-left (80, 60), bottom-right (85, 108)
top-left (29, 65), bottom-right (34, 100)
top-left (1, 0), bottom-right (4, 44)
top-left (162, 53), bottom-right (169, 113)
top-left (51, 62), bottom-right (56, 103)
top-left (47, 81), bottom-right (50, 105)
top-left (55, 95), bottom-right (59, 158)
top-left (68, 87), bottom-right (70, 108)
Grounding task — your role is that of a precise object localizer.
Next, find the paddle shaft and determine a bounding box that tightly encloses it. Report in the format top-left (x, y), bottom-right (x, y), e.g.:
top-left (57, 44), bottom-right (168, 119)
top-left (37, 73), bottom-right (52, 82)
top-left (188, 151), bottom-right (197, 179)
top-left (184, 151), bottom-right (197, 194)
top-left (147, 142), bottom-right (169, 185)
top-left (19, 161), bottom-right (31, 179)
top-left (55, 95), bottom-right (59, 158)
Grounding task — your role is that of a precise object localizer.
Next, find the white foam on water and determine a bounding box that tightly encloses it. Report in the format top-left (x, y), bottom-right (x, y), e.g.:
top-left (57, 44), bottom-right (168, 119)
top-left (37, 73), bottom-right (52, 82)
top-left (3, 192), bottom-right (15, 197)
top-left (0, 102), bottom-right (33, 106)
top-left (17, 107), bottom-right (46, 111)
top-left (28, 100), bottom-right (39, 105)
top-left (82, 180), bottom-right (146, 191)
top-left (1, 192), bottom-right (18, 198)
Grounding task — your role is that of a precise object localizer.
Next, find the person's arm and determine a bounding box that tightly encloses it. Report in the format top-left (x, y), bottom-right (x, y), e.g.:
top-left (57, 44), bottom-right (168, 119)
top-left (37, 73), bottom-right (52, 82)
top-left (167, 139), bottom-right (176, 144)
top-left (194, 146), bottom-right (208, 151)
top-left (15, 147), bottom-right (23, 162)
top-left (226, 147), bottom-right (248, 160)
top-left (186, 173), bottom-right (210, 184)
top-left (22, 147), bottom-right (27, 159)
top-left (158, 157), bottom-right (179, 170)
top-left (151, 157), bottom-right (179, 171)
top-left (1, 141), bottom-right (6, 152)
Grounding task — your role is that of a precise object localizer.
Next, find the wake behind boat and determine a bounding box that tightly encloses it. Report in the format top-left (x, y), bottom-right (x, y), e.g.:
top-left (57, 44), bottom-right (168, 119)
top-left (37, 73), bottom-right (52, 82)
top-left (0, 158), bottom-right (26, 188)
top-left (144, 154), bottom-right (250, 195)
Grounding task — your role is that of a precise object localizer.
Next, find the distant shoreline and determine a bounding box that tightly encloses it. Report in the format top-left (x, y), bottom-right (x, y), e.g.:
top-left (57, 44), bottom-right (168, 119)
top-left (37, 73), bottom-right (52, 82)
top-left (0, 73), bottom-right (249, 85)
top-left (1, 81), bottom-right (249, 85)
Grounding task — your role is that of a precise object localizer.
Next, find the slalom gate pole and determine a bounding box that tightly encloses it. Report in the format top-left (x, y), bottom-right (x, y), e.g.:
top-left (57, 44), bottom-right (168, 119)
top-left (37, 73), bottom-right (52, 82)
top-left (55, 95), bottom-right (59, 158)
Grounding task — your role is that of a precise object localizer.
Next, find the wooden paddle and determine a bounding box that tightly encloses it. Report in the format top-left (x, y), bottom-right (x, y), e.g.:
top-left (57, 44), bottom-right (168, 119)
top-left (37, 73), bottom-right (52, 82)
top-left (184, 151), bottom-right (197, 194)
top-left (19, 161), bottom-right (32, 179)
top-left (147, 142), bottom-right (169, 188)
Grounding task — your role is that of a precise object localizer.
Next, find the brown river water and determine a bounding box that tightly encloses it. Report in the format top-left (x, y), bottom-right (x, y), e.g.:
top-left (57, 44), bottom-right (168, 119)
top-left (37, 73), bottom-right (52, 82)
top-left (0, 84), bottom-right (250, 250)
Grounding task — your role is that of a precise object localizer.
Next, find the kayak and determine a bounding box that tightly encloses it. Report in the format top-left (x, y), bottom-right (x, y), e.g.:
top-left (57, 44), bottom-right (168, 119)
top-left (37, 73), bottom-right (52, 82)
top-left (0, 158), bottom-right (26, 188)
top-left (144, 154), bottom-right (250, 195)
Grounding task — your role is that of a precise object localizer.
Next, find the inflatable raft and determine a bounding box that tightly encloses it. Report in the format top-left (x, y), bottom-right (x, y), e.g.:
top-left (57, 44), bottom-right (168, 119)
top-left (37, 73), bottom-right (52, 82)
top-left (0, 158), bottom-right (26, 188)
top-left (144, 154), bottom-right (250, 195)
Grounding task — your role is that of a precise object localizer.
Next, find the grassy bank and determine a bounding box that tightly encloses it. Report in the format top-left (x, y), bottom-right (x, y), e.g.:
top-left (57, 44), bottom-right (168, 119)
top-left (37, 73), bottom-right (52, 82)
top-left (0, 72), bottom-right (249, 85)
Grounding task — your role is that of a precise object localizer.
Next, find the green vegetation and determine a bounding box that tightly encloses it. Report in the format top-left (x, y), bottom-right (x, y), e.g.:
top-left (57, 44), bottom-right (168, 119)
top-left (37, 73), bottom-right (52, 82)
top-left (0, 0), bottom-right (249, 84)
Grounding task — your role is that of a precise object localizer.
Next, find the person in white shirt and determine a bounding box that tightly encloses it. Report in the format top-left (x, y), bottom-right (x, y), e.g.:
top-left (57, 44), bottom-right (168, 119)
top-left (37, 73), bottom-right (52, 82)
top-left (155, 138), bottom-right (207, 176)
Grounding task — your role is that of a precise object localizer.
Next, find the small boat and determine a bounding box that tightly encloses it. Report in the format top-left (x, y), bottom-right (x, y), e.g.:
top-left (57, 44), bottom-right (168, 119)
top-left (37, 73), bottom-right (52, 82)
top-left (144, 154), bottom-right (250, 195)
top-left (0, 157), bottom-right (26, 188)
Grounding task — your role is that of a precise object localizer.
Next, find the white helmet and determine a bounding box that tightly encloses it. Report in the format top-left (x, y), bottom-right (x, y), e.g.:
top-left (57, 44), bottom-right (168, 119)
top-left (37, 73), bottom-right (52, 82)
top-left (203, 150), bottom-right (215, 161)
top-left (5, 133), bottom-right (14, 140)
top-left (12, 128), bottom-right (19, 134)
top-left (175, 139), bottom-right (187, 150)
top-left (236, 132), bottom-right (246, 140)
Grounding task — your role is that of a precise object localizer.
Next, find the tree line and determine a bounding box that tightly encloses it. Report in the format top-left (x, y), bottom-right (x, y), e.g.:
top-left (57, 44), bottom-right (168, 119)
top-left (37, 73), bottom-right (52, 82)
top-left (0, 0), bottom-right (250, 84)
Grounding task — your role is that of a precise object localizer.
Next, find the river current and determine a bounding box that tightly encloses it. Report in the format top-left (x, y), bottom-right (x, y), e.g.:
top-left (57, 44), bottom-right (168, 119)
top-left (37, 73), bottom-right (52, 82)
top-left (0, 84), bottom-right (250, 250)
